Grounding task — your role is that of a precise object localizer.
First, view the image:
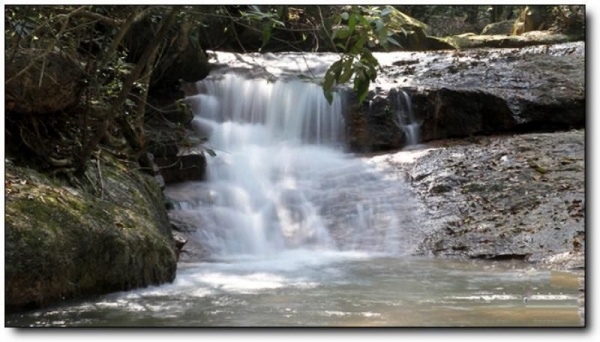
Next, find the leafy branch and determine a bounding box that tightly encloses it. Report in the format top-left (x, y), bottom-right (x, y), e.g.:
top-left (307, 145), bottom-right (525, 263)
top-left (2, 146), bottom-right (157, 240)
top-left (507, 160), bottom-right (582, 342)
top-left (322, 5), bottom-right (426, 104)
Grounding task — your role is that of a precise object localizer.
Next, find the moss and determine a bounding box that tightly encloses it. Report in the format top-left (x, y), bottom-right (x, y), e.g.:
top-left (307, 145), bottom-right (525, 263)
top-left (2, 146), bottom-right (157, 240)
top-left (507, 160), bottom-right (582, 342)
top-left (5, 158), bottom-right (177, 313)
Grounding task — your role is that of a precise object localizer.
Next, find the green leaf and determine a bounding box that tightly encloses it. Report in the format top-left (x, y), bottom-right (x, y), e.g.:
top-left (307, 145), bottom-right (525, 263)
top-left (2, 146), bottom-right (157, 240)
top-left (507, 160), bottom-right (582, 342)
top-left (323, 68), bottom-right (336, 92)
top-left (332, 60), bottom-right (344, 78)
top-left (381, 7), bottom-right (394, 17)
top-left (358, 14), bottom-right (370, 27)
top-left (372, 18), bottom-right (384, 32)
top-left (334, 28), bottom-right (351, 39)
top-left (323, 60), bottom-right (343, 104)
top-left (261, 24), bottom-right (272, 48)
top-left (323, 88), bottom-right (333, 104)
top-left (352, 35), bottom-right (366, 54)
top-left (348, 13), bottom-right (357, 32)
top-left (354, 71), bottom-right (370, 104)
top-left (338, 57), bottom-right (354, 84)
top-left (377, 27), bottom-right (388, 46)
top-left (387, 35), bottom-right (402, 48)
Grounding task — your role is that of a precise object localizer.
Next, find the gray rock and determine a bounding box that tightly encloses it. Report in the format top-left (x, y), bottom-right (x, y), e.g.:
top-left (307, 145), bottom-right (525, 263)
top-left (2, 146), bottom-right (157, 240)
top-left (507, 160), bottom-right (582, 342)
top-left (481, 20), bottom-right (516, 35)
top-left (346, 42), bottom-right (585, 152)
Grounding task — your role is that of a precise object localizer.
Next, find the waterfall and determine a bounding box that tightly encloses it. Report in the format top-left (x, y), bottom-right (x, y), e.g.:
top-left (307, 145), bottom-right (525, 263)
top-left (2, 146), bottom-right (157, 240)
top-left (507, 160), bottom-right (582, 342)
top-left (175, 72), bottom-right (419, 259)
top-left (391, 89), bottom-right (420, 146)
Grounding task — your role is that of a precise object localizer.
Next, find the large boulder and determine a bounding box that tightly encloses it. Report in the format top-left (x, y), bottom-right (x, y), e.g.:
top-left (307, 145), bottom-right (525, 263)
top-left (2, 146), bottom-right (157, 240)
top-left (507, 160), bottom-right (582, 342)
top-left (412, 43), bottom-right (585, 141)
top-left (345, 41), bottom-right (584, 151)
top-left (5, 156), bottom-right (177, 313)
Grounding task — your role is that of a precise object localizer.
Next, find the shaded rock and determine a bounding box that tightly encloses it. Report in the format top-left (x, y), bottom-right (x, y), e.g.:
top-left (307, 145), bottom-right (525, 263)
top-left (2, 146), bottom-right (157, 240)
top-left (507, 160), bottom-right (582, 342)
top-left (146, 138), bottom-right (181, 159)
top-left (413, 88), bottom-right (515, 141)
top-left (173, 233), bottom-right (188, 262)
top-left (424, 15), bottom-right (483, 37)
top-left (429, 183), bottom-right (452, 194)
top-left (5, 156), bottom-right (177, 313)
top-left (155, 153), bottom-right (207, 184)
top-left (345, 92), bottom-right (405, 153)
top-left (151, 43), bottom-right (210, 94)
top-left (424, 36), bottom-right (457, 50)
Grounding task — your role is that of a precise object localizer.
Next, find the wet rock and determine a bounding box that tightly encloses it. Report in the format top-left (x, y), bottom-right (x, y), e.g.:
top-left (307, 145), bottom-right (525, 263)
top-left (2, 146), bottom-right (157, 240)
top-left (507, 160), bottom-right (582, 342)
top-left (430, 183), bottom-right (452, 194)
top-left (5, 157), bottom-right (177, 313)
top-left (401, 130), bottom-right (585, 265)
top-left (155, 153), bottom-right (207, 185)
top-left (428, 175), bottom-right (467, 194)
top-left (345, 41), bottom-right (585, 152)
top-left (345, 92), bottom-right (405, 152)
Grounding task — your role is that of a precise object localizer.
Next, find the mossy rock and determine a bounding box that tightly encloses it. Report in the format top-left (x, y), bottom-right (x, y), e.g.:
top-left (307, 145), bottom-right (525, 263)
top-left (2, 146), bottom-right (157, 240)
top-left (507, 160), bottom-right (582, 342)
top-left (5, 156), bottom-right (177, 313)
top-left (439, 31), bottom-right (580, 50)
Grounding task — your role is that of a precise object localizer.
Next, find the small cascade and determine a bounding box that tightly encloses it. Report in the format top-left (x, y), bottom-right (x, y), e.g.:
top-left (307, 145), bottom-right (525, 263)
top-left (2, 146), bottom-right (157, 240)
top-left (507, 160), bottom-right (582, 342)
top-left (188, 73), bottom-right (345, 147)
top-left (178, 73), bottom-right (347, 257)
top-left (391, 88), bottom-right (420, 146)
top-left (169, 71), bottom-right (421, 260)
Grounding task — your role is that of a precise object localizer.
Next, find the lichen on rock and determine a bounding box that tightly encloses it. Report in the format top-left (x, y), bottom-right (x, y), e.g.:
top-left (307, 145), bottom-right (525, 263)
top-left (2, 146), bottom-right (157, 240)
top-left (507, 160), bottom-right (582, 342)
top-left (5, 155), bottom-right (177, 313)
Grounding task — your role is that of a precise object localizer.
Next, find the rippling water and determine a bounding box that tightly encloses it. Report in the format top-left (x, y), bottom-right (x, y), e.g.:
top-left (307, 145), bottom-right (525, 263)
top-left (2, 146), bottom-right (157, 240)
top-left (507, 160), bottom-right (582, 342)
top-left (6, 255), bottom-right (581, 327)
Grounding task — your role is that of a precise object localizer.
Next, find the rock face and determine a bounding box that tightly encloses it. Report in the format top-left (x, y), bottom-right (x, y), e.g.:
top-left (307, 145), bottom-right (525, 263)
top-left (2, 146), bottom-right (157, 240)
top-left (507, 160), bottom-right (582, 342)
top-left (345, 92), bottom-right (406, 153)
top-left (144, 116), bottom-right (208, 185)
top-left (145, 130), bottom-right (208, 185)
top-left (346, 41), bottom-right (584, 152)
top-left (154, 152), bottom-right (207, 184)
top-left (372, 129), bottom-right (584, 264)
top-left (5, 156), bottom-right (178, 313)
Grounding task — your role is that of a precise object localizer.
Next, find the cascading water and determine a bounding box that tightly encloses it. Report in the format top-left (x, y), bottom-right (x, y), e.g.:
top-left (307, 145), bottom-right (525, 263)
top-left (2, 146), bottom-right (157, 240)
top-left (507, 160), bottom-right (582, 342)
top-left (5, 53), bottom-right (582, 327)
top-left (172, 72), bottom-right (422, 259)
top-left (391, 88), bottom-right (420, 146)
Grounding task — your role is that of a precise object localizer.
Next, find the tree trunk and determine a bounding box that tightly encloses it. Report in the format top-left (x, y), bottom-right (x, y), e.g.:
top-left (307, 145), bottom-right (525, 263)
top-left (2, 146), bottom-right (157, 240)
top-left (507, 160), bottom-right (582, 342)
top-left (76, 6), bottom-right (180, 174)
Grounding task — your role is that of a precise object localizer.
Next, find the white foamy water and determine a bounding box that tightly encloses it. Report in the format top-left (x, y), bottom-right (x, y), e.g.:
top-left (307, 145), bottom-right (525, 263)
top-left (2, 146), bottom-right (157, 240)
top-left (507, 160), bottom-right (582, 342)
top-left (172, 72), bottom-right (424, 260)
top-left (390, 88), bottom-right (420, 146)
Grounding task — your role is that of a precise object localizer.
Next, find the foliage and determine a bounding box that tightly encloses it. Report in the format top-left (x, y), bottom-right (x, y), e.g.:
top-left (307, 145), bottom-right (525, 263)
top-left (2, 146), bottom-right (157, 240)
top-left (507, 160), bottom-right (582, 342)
top-left (5, 5), bottom-right (186, 176)
top-left (239, 5), bottom-right (285, 49)
top-left (233, 5), bottom-right (429, 103)
top-left (321, 6), bottom-right (428, 103)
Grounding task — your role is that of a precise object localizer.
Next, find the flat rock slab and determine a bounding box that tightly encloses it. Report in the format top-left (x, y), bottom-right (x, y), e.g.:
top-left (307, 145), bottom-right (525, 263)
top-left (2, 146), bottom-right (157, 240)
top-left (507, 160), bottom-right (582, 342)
top-left (372, 129), bottom-right (584, 265)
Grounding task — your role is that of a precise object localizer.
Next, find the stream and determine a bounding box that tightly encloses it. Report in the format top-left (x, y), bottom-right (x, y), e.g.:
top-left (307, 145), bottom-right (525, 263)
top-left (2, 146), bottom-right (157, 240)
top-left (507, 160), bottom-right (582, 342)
top-left (6, 52), bottom-right (582, 327)
top-left (6, 255), bottom-right (580, 327)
